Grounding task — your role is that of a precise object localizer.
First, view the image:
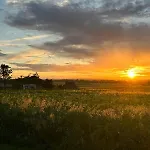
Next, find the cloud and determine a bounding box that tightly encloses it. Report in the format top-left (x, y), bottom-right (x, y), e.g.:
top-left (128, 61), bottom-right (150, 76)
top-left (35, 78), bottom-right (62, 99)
top-left (0, 43), bottom-right (26, 47)
top-left (6, 49), bottom-right (50, 64)
top-left (0, 49), bottom-right (7, 57)
top-left (11, 62), bottom-right (90, 72)
top-left (0, 34), bottom-right (50, 43)
top-left (101, 0), bottom-right (150, 17)
top-left (6, 0), bottom-right (150, 28)
top-left (30, 43), bottom-right (96, 59)
top-left (4, 0), bottom-right (150, 78)
top-left (6, 1), bottom-right (150, 44)
top-left (0, 52), bottom-right (6, 57)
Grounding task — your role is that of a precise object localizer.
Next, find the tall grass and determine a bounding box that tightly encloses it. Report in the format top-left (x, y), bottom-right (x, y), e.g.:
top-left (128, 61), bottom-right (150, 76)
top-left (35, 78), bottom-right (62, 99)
top-left (1, 90), bottom-right (150, 149)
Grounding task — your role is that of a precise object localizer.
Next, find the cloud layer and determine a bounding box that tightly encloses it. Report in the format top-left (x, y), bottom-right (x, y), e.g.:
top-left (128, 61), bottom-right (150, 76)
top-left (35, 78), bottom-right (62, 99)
top-left (2, 0), bottom-right (150, 79)
top-left (6, 0), bottom-right (150, 49)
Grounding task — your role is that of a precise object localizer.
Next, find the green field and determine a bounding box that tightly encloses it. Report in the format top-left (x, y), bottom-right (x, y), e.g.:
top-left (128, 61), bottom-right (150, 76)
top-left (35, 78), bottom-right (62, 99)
top-left (1, 84), bottom-right (150, 150)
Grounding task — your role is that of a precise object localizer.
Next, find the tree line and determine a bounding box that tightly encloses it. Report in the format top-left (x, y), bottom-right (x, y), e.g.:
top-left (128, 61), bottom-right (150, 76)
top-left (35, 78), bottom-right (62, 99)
top-left (0, 64), bottom-right (78, 89)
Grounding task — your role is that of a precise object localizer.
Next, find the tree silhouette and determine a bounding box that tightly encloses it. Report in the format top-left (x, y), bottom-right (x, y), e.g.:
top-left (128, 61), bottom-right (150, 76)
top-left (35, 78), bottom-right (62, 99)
top-left (42, 79), bottom-right (54, 89)
top-left (0, 64), bottom-right (12, 88)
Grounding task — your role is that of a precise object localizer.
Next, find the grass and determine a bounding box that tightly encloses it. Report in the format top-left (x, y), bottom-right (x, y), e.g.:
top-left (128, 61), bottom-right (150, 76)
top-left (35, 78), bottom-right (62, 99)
top-left (1, 84), bottom-right (150, 150)
top-left (0, 144), bottom-right (35, 150)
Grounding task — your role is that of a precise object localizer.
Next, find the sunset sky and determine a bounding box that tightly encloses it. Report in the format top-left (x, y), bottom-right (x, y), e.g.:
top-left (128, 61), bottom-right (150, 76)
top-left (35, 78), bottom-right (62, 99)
top-left (1, 0), bottom-right (150, 80)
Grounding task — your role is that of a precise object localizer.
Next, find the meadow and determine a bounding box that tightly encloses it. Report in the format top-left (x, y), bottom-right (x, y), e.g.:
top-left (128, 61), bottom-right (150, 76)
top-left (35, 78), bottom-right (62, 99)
top-left (1, 82), bottom-right (150, 150)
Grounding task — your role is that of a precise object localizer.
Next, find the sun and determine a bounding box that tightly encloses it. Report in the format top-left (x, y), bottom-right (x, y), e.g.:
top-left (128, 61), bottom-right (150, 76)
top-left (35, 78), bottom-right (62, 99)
top-left (127, 69), bottom-right (136, 79)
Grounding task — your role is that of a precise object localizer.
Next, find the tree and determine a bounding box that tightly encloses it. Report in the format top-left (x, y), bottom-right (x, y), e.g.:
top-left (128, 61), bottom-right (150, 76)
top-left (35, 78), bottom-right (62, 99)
top-left (0, 64), bottom-right (12, 87)
top-left (15, 72), bottom-right (42, 87)
top-left (32, 72), bottom-right (39, 78)
top-left (42, 79), bottom-right (54, 89)
top-left (63, 80), bottom-right (78, 89)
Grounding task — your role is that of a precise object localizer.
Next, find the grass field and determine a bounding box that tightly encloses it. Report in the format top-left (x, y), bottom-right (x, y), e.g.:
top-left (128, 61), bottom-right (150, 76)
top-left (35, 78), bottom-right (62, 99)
top-left (1, 83), bottom-right (150, 150)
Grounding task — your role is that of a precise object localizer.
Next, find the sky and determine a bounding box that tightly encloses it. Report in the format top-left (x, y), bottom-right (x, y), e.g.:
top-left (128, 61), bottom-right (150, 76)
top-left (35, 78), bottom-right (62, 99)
top-left (1, 0), bottom-right (150, 80)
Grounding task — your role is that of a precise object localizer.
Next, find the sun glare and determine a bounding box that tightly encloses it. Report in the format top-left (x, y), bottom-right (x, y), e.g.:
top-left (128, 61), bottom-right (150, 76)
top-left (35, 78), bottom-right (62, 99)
top-left (127, 69), bottom-right (136, 79)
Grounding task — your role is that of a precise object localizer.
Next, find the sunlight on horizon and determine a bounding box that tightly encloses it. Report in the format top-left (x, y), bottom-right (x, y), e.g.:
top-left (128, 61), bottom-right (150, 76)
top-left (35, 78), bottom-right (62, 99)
top-left (127, 69), bottom-right (136, 79)
top-left (118, 66), bottom-right (148, 80)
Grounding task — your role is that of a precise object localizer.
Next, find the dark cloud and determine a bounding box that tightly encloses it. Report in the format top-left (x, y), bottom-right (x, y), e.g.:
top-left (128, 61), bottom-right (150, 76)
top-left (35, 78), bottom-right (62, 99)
top-left (29, 23), bottom-right (150, 59)
top-left (31, 44), bottom-right (95, 59)
top-left (101, 0), bottom-right (150, 17)
top-left (30, 34), bottom-right (99, 59)
top-left (6, 0), bottom-right (150, 29)
top-left (6, 0), bottom-right (150, 40)
top-left (5, 0), bottom-right (150, 60)
top-left (6, 1), bottom-right (100, 33)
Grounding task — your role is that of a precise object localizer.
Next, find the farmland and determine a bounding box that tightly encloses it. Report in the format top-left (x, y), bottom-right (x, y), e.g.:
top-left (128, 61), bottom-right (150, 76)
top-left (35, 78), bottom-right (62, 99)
top-left (1, 82), bottom-right (150, 150)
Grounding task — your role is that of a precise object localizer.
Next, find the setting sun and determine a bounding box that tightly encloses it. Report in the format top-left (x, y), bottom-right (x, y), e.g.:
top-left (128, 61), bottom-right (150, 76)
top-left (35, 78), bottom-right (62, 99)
top-left (127, 69), bottom-right (136, 79)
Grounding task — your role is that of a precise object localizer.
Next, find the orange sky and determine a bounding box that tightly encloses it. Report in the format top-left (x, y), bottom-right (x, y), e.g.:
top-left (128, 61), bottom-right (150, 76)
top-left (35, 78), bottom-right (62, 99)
top-left (1, 0), bottom-right (150, 80)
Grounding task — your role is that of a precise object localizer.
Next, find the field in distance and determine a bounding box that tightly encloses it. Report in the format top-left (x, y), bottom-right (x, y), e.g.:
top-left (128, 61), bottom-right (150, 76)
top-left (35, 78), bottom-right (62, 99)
top-left (1, 82), bottom-right (150, 150)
